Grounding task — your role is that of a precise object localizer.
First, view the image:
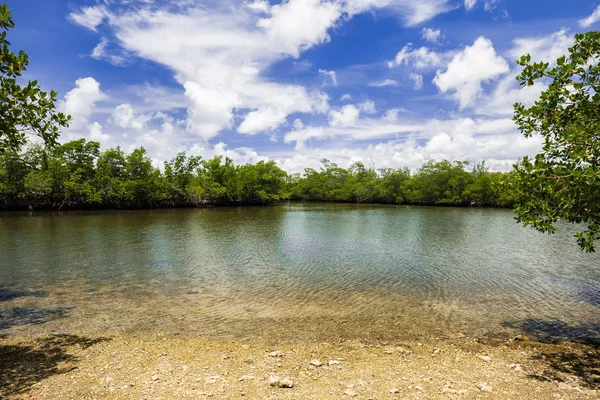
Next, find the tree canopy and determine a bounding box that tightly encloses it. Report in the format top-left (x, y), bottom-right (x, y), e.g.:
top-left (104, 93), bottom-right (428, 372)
top-left (0, 140), bottom-right (518, 211)
top-left (513, 31), bottom-right (600, 252)
top-left (0, 4), bottom-right (71, 152)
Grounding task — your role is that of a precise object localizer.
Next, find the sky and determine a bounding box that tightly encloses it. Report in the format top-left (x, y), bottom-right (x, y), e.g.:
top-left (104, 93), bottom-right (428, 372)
top-left (6, 0), bottom-right (600, 172)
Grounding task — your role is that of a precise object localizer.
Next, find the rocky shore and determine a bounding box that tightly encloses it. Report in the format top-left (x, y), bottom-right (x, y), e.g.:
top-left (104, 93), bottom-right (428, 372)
top-left (1, 332), bottom-right (598, 399)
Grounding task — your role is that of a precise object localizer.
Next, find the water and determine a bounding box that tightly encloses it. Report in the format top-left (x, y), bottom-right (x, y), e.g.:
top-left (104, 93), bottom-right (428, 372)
top-left (1, 203), bottom-right (599, 343)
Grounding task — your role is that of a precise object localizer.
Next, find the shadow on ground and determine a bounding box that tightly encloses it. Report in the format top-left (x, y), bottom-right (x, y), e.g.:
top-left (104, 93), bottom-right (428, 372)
top-left (505, 318), bottom-right (600, 389)
top-left (0, 334), bottom-right (110, 398)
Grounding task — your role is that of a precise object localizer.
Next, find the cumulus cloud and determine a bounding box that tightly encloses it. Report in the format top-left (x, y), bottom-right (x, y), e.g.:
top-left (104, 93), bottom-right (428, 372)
top-left (509, 29), bottom-right (572, 65)
top-left (60, 77), bottom-right (106, 126)
top-left (434, 37), bottom-right (509, 109)
top-left (464, 0), bottom-right (477, 10)
top-left (340, 94), bottom-right (353, 101)
top-left (329, 104), bottom-right (361, 127)
top-left (112, 103), bottom-right (151, 131)
top-left (421, 28), bottom-right (442, 44)
top-left (68, 6), bottom-right (108, 31)
top-left (388, 43), bottom-right (442, 69)
top-left (580, 5), bottom-right (600, 28)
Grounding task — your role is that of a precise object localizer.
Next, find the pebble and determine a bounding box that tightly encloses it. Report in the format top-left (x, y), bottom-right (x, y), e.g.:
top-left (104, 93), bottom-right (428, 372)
top-left (268, 351), bottom-right (283, 358)
top-left (344, 389), bottom-right (357, 397)
top-left (268, 376), bottom-right (293, 388)
top-left (151, 375), bottom-right (159, 382)
top-left (508, 363), bottom-right (523, 372)
top-left (268, 376), bottom-right (280, 387)
top-left (278, 378), bottom-right (294, 388)
top-left (476, 355), bottom-right (492, 362)
top-left (390, 388), bottom-right (400, 393)
top-left (328, 360), bottom-right (341, 366)
top-left (478, 382), bottom-right (493, 392)
top-left (310, 359), bottom-right (323, 367)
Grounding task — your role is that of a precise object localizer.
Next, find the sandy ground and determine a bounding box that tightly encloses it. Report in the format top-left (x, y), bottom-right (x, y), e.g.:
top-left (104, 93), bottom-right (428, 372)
top-left (1, 332), bottom-right (599, 400)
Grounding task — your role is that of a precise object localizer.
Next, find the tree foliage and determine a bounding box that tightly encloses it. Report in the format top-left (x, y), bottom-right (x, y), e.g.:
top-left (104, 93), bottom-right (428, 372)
top-left (289, 158), bottom-right (514, 207)
top-left (513, 31), bottom-right (600, 251)
top-left (0, 139), bottom-right (289, 210)
top-left (0, 4), bottom-right (71, 152)
top-left (0, 140), bottom-right (518, 211)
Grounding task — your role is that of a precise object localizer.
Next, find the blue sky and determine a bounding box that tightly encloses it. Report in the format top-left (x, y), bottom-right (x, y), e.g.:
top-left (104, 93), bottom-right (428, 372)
top-left (7, 0), bottom-right (600, 172)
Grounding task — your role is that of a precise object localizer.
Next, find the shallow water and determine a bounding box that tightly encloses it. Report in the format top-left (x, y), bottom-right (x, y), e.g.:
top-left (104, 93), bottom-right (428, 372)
top-left (1, 203), bottom-right (599, 343)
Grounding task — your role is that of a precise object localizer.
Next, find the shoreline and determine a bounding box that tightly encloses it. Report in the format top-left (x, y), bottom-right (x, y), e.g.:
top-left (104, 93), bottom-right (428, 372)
top-left (1, 331), bottom-right (597, 399)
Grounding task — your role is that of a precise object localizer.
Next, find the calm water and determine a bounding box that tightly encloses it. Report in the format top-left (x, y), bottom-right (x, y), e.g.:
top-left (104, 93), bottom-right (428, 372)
top-left (1, 203), bottom-right (599, 342)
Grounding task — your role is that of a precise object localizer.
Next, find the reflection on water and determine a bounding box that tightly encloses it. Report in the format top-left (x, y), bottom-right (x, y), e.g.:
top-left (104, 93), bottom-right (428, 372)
top-left (0, 203), bottom-right (599, 341)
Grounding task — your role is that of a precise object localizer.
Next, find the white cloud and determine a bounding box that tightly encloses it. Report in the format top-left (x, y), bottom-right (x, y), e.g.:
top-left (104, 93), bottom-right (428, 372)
top-left (340, 94), bottom-right (353, 101)
top-left (318, 69), bottom-right (338, 86)
top-left (246, 0), bottom-right (271, 14)
top-left (284, 126), bottom-right (327, 149)
top-left (74, 1), bottom-right (344, 141)
top-left (383, 108), bottom-right (404, 122)
top-left (343, 0), bottom-right (456, 27)
top-left (409, 73), bottom-right (423, 90)
top-left (464, 0), bottom-right (477, 10)
top-left (112, 103), bottom-right (151, 131)
top-left (358, 100), bottom-right (377, 114)
top-left (475, 72), bottom-right (546, 117)
top-left (68, 6), bottom-right (108, 31)
top-left (91, 38), bottom-right (128, 66)
top-left (509, 29), bottom-right (572, 65)
top-left (60, 77), bottom-right (107, 126)
top-left (329, 104), bottom-right (361, 127)
top-left (388, 43), bottom-right (442, 70)
top-left (580, 5), bottom-right (600, 28)
top-left (369, 79), bottom-right (398, 87)
top-left (256, 0), bottom-right (342, 58)
top-left (421, 28), bottom-right (442, 44)
top-left (434, 37), bottom-right (509, 109)
top-left (293, 118), bottom-right (304, 130)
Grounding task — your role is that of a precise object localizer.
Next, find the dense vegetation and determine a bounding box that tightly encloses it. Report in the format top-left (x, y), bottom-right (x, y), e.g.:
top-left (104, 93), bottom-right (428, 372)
top-left (513, 31), bottom-right (600, 251)
top-left (0, 139), bottom-right (518, 210)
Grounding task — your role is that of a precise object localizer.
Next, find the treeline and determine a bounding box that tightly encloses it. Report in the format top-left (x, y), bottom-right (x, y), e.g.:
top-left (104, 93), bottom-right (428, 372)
top-left (0, 139), bottom-right (286, 210)
top-left (288, 159), bottom-right (516, 206)
top-left (0, 139), bottom-right (518, 211)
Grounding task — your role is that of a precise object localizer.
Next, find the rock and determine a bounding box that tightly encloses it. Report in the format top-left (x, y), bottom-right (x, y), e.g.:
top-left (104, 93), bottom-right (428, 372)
top-left (508, 363), bottom-right (523, 372)
top-left (310, 359), bottom-right (323, 367)
top-left (328, 360), bottom-right (341, 366)
top-left (268, 376), bottom-right (293, 388)
top-left (268, 376), bottom-right (280, 387)
top-left (269, 351), bottom-right (283, 358)
top-left (415, 386), bottom-right (423, 391)
top-left (278, 378), bottom-right (294, 388)
top-left (151, 375), bottom-right (159, 382)
top-left (390, 388), bottom-right (400, 393)
top-left (476, 355), bottom-right (492, 362)
top-left (478, 382), bottom-right (493, 392)
top-left (432, 348), bottom-right (441, 355)
top-left (558, 382), bottom-right (573, 390)
top-left (344, 389), bottom-right (357, 397)
top-left (238, 375), bottom-right (255, 382)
